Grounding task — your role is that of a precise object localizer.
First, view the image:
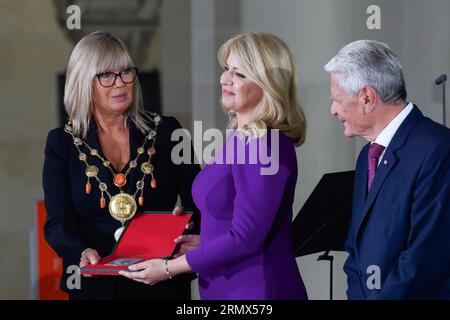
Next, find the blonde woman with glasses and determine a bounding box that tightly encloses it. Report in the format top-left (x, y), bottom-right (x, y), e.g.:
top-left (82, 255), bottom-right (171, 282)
top-left (43, 31), bottom-right (200, 300)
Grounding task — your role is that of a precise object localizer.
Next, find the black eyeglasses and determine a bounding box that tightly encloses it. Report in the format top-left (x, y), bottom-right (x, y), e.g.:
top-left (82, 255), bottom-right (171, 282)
top-left (95, 67), bottom-right (138, 88)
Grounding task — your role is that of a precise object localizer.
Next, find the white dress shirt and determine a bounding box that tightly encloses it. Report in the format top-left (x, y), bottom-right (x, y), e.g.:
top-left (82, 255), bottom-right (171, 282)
top-left (373, 102), bottom-right (414, 165)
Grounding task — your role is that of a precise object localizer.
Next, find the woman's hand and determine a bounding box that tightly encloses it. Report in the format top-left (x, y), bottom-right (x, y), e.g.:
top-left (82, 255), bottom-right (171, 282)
top-left (172, 204), bottom-right (194, 230)
top-left (79, 248), bottom-right (101, 278)
top-left (173, 235), bottom-right (201, 258)
top-left (119, 259), bottom-right (168, 285)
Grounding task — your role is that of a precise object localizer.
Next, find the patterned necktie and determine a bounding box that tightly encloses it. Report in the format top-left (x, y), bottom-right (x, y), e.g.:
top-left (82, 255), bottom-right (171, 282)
top-left (367, 143), bottom-right (385, 191)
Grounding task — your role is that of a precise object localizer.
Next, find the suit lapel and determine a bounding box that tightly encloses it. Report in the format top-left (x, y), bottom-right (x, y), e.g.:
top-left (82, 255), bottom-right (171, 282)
top-left (86, 118), bottom-right (101, 156)
top-left (353, 144), bottom-right (369, 217)
top-left (124, 119), bottom-right (146, 195)
top-left (360, 151), bottom-right (398, 218)
top-left (354, 105), bottom-right (424, 241)
top-left (83, 119), bottom-right (119, 193)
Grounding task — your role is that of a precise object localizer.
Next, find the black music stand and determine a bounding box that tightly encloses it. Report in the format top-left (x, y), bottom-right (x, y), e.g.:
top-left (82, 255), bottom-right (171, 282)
top-left (292, 170), bottom-right (354, 300)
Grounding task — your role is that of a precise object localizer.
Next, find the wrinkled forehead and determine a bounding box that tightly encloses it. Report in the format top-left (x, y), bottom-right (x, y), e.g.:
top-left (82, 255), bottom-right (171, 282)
top-left (330, 73), bottom-right (344, 88)
top-left (330, 73), bottom-right (348, 95)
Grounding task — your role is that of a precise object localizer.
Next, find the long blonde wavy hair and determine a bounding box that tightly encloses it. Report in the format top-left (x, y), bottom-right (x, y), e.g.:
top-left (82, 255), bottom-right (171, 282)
top-left (218, 32), bottom-right (306, 146)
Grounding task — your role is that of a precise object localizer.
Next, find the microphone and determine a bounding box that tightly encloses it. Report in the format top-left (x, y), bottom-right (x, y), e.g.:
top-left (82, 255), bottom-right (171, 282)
top-left (435, 74), bottom-right (447, 127)
top-left (435, 74), bottom-right (447, 85)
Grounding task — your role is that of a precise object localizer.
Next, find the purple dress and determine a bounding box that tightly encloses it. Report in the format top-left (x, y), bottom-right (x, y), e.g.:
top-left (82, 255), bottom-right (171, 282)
top-left (186, 130), bottom-right (307, 300)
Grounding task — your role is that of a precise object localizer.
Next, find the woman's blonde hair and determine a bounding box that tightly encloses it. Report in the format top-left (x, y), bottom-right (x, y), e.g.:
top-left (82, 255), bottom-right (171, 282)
top-left (218, 32), bottom-right (306, 146)
top-left (64, 31), bottom-right (150, 138)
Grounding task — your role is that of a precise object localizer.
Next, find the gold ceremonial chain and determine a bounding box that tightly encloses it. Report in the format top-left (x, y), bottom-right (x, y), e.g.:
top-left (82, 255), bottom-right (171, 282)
top-left (64, 114), bottom-right (161, 240)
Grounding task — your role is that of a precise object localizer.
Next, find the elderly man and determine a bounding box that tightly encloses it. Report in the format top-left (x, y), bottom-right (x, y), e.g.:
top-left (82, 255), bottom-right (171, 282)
top-left (324, 40), bottom-right (450, 299)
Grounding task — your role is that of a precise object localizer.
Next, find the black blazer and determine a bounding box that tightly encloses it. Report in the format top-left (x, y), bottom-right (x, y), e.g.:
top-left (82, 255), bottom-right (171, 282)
top-left (42, 116), bottom-right (201, 299)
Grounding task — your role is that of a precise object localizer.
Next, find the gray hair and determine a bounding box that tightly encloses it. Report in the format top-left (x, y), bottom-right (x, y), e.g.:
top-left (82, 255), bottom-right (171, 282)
top-left (324, 40), bottom-right (407, 104)
top-left (64, 31), bottom-right (150, 138)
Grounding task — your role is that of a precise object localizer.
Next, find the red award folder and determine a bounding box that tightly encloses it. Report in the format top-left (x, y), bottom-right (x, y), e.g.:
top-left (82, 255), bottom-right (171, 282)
top-left (80, 211), bottom-right (192, 275)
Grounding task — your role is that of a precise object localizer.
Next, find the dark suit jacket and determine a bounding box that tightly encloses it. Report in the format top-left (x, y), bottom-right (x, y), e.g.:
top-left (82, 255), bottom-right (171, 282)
top-left (42, 116), bottom-right (201, 299)
top-left (344, 105), bottom-right (450, 299)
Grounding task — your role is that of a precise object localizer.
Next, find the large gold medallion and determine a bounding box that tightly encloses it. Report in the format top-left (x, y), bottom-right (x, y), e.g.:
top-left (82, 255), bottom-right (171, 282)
top-left (108, 193), bottom-right (137, 223)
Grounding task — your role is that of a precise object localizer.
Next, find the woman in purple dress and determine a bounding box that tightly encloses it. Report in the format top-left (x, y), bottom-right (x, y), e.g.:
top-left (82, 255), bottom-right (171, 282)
top-left (121, 32), bottom-right (308, 300)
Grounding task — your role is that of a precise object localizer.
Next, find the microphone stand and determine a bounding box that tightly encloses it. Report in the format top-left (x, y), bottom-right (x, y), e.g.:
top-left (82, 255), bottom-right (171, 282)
top-left (435, 74), bottom-right (447, 127)
top-left (294, 205), bottom-right (351, 300)
top-left (317, 250), bottom-right (334, 300)
top-left (295, 223), bottom-right (335, 300)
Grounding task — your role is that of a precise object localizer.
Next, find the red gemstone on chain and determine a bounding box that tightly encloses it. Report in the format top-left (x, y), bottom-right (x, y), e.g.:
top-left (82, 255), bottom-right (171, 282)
top-left (113, 173), bottom-right (127, 187)
top-left (85, 182), bottom-right (91, 194)
top-left (151, 178), bottom-right (157, 189)
top-left (139, 196), bottom-right (144, 206)
top-left (100, 197), bottom-right (106, 208)
top-left (148, 147), bottom-right (156, 156)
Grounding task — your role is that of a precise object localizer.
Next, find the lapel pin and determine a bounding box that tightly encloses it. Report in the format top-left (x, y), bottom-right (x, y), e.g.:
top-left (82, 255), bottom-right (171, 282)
top-left (383, 160), bottom-right (388, 165)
